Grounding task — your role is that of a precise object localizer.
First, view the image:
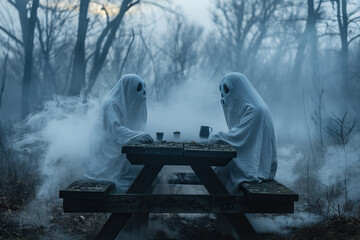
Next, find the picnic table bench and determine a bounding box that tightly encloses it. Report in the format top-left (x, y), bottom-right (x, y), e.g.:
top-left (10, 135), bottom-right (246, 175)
top-left (59, 142), bottom-right (298, 240)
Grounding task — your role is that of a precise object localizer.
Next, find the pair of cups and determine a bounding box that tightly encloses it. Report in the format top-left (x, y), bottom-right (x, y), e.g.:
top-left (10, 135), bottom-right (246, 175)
top-left (156, 131), bottom-right (180, 142)
top-left (155, 126), bottom-right (213, 142)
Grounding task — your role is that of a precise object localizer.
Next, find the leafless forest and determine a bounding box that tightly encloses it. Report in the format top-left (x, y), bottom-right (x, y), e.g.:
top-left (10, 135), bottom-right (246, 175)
top-left (0, 0), bottom-right (360, 239)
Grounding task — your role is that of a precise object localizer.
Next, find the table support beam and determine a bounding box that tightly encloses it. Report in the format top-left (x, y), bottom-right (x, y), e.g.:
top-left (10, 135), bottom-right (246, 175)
top-left (95, 213), bottom-right (131, 240)
top-left (191, 164), bottom-right (258, 240)
top-left (96, 164), bottom-right (163, 240)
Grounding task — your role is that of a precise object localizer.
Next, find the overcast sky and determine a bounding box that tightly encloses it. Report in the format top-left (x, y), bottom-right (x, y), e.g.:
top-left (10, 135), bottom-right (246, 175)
top-left (172, 0), bottom-right (212, 28)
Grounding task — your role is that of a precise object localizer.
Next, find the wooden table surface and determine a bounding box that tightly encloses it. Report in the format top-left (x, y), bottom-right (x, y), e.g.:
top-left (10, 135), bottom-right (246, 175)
top-left (122, 142), bottom-right (236, 157)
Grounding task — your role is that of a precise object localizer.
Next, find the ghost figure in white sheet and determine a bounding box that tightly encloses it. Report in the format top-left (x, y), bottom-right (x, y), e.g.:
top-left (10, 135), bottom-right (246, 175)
top-left (85, 74), bottom-right (153, 193)
top-left (209, 72), bottom-right (277, 194)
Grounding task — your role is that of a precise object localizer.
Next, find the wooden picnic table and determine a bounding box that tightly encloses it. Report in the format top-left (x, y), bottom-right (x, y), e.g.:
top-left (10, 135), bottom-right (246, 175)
top-left (59, 142), bottom-right (298, 240)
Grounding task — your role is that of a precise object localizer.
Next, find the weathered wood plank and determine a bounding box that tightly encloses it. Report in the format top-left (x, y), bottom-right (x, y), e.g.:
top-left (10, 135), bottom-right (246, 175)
top-left (59, 180), bottom-right (114, 199)
top-left (63, 194), bottom-right (294, 214)
top-left (123, 142), bottom-right (236, 166)
top-left (126, 165), bottom-right (163, 194)
top-left (225, 213), bottom-right (258, 240)
top-left (96, 164), bottom-right (162, 239)
top-left (122, 142), bottom-right (183, 156)
top-left (127, 155), bottom-right (232, 166)
top-left (95, 213), bottom-right (131, 240)
top-left (239, 180), bottom-right (299, 201)
top-left (167, 172), bottom-right (201, 185)
top-left (190, 165), bottom-right (258, 238)
top-left (184, 142), bottom-right (237, 159)
top-left (191, 165), bottom-right (229, 194)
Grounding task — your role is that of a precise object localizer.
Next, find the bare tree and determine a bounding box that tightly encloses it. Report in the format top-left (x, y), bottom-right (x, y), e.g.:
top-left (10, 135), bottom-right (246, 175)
top-left (68, 0), bottom-right (142, 96)
top-left (291, 0), bottom-right (323, 85)
top-left (211, 0), bottom-right (279, 73)
top-left (68, 0), bottom-right (90, 96)
top-left (148, 14), bottom-right (203, 100)
top-left (118, 29), bottom-right (135, 78)
top-left (331, 0), bottom-right (360, 95)
top-left (36, 0), bottom-right (76, 98)
top-left (162, 15), bottom-right (203, 84)
top-left (324, 112), bottom-right (359, 202)
top-left (84, 0), bottom-right (141, 95)
top-left (2, 0), bottom-right (40, 118)
top-left (0, 42), bottom-right (9, 108)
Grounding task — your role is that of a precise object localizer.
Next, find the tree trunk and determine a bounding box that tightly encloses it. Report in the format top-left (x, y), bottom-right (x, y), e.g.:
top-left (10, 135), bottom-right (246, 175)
top-left (84, 0), bottom-right (133, 95)
top-left (336, 0), bottom-right (349, 97)
top-left (0, 46), bottom-right (8, 108)
top-left (20, 0), bottom-right (39, 118)
top-left (341, 1), bottom-right (349, 96)
top-left (291, 0), bottom-right (319, 85)
top-left (68, 0), bottom-right (90, 96)
top-left (307, 0), bottom-right (319, 81)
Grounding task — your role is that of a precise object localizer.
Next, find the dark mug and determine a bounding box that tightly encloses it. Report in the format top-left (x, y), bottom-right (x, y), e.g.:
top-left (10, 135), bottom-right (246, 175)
top-left (156, 132), bottom-right (164, 142)
top-left (199, 126), bottom-right (213, 139)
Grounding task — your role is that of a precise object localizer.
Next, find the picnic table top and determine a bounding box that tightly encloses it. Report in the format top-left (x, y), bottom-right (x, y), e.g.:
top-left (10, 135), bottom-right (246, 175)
top-left (122, 142), bottom-right (237, 159)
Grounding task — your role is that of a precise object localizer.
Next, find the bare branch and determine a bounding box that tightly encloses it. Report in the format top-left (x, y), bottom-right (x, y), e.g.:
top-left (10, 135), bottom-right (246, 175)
top-left (85, 51), bottom-right (96, 64)
top-left (348, 34), bottom-right (360, 45)
top-left (325, 112), bottom-right (359, 146)
top-left (128, 0), bottom-right (140, 9)
top-left (36, 17), bottom-right (45, 54)
top-left (0, 41), bottom-right (9, 108)
top-left (101, 4), bottom-right (110, 24)
top-left (348, 16), bottom-right (360, 24)
top-left (0, 26), bottom-right (23, 45)
top-left (119, 29), bottom-right (135, 78)
top-left (141, 1), bottom-right (178, 15)
top-left (316, 0), bottom-right (323, 14)
top-left (318, 32), bottom-right (340, 38)
top-left (6, 0), bottom-right (16, 8)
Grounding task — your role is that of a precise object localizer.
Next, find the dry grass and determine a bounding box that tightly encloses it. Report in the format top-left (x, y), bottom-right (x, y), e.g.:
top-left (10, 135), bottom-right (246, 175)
top-left (289, 216), bottom-right (360, 240)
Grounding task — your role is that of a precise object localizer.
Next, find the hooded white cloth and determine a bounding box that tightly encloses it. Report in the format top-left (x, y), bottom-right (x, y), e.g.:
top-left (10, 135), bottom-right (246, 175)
top-left (209, 72), bottom-right (277, 194)
top-left (85, 74), bottom-right (153, 193)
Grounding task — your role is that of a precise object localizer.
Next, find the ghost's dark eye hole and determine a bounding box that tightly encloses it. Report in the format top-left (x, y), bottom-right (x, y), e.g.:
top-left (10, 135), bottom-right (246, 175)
top-left (219, 84), bottom-right (221, 91)
top-left (223, 84), bottom-right (229, 94)
top-left (137, 83), bottom-right (142, 92)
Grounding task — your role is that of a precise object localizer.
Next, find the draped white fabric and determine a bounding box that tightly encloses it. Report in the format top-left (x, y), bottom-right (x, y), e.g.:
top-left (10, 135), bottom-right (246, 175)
top-left (84, 74), bottom-right (153, 193)
top-left (209, 73), bottom-right (278, 194)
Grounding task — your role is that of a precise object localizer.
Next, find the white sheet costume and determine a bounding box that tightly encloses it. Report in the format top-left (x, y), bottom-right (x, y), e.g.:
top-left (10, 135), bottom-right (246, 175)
top-left (85, 74), bottom-right (153, 193)
top-left (209, 72), bottom-right (277, 194)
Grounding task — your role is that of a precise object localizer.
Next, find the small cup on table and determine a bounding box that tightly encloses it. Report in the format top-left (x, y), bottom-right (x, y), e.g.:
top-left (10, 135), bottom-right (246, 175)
top-left (199, 126), bottom-right (213, 139)
top-left (156, 132), bottom-right (164, 142)
top-left (173, 131), bottom-right (180, 140)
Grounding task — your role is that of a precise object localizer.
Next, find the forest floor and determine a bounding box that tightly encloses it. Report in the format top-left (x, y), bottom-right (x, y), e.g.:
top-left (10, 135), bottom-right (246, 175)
top-left (1, 180), bottom-right (360, 240)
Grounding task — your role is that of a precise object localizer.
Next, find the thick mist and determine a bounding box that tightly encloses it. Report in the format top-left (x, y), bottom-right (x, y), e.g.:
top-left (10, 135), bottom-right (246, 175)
top-left (147, 77), bottom-right (226, 141)
top-left (12, 96), bottom-right (100, 200)
top-left (1, 0), bottom-right (360, 238)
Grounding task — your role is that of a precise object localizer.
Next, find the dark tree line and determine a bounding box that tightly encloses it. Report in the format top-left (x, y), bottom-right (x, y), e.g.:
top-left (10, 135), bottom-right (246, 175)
top-left (0, 0), bottom-right (359, 120)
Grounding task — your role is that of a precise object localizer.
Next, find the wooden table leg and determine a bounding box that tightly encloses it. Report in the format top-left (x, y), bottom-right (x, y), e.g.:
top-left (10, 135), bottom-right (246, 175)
top-left (96, 213), bottom-right (132, 240)
top-left (96, 164), bottom-right (163, 240)
top-left (191, 164), bottom-right (258, 240)
top-left (127, 165), bottom-right (163, 194)
top-left (191, 164), bottom-right (228, 194)
top-left (225, 213), bottom-right (257, 240)
top-left (128, 165), bottom-right (161, 239)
